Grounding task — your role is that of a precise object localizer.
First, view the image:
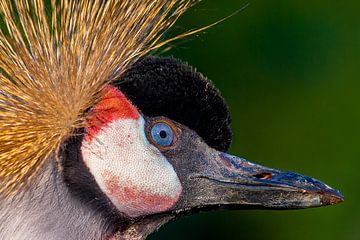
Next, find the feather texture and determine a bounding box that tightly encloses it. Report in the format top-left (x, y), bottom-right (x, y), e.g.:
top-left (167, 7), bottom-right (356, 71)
top-left (0, 0), bottom-right (196, 194)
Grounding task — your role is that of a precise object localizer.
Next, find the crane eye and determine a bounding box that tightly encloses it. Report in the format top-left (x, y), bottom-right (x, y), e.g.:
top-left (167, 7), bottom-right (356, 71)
top-left (150, 122), bottom-right (174, 147)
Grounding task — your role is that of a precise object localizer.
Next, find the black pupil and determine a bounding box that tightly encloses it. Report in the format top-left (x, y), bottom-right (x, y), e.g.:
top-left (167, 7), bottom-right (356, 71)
top-left (159, 130), bottom-right (167, 139)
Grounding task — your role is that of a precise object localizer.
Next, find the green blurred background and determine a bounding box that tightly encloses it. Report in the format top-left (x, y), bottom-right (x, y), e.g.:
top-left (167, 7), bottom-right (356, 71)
top-left (150, 1), bottom-right (359, 240)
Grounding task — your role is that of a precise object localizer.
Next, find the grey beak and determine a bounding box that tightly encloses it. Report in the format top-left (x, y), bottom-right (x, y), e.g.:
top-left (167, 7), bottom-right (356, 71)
top-left (180, 151), bottom-right (343, 211)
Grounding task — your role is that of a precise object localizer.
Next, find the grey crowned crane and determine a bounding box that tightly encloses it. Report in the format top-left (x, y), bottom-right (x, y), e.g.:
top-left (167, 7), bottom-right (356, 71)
top-left (0, 1), bottom-right (343, 240)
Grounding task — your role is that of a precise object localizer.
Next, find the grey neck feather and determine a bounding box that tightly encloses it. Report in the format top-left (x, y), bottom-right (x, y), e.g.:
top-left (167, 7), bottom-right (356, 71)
top-left (0, 158), bottom-right (108, 240)
top-left (0, 157), bottom-right (173, 240)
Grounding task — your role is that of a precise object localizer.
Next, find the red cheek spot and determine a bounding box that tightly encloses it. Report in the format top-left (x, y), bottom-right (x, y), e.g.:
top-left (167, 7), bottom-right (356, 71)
top-left (85, 86), bottom-right (140, 142)
top-left (103, 172), bottom-right (179, 216)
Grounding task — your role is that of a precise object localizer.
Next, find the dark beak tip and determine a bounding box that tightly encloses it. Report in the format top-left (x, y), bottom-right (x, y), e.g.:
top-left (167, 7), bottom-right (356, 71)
top-left (320, 190), bottom-right (345, 206)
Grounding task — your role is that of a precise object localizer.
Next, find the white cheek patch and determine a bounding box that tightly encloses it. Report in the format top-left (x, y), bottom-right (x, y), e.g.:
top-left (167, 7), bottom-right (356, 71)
top-left (81, 117), bottom-right (182, 217)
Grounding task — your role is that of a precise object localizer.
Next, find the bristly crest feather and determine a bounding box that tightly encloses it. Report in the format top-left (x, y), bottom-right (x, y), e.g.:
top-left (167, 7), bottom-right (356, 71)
top-left (0, 0), bottom-right (196, 195)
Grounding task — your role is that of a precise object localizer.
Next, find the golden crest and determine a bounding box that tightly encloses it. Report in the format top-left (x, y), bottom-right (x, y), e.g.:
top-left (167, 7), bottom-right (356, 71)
top-left (0, 0), bottom-right (195, 194)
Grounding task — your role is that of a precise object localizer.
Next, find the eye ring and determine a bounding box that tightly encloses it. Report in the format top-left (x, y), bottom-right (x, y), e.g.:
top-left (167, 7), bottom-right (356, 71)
top-left (146, 117), bottom-right (179, 150)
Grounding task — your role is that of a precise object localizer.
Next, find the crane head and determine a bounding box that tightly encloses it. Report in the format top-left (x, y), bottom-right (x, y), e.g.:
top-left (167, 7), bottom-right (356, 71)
top-left (62, 57), bottom-right (343, 238)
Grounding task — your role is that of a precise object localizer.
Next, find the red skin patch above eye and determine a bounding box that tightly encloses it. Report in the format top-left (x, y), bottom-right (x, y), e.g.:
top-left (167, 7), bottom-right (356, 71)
top-left (103, 171), bottom-right (179, 217)
top-left (85, 86), bottom-right (140, 142)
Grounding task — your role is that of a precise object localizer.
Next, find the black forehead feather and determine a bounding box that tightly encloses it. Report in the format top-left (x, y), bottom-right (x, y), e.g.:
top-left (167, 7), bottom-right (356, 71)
top-left (114, 56), bottom-right (232, 152)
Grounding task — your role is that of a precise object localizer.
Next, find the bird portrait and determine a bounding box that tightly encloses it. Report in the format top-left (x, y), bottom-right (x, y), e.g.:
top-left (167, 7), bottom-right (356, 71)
top-left (0, 1), bottom-right (348, 240)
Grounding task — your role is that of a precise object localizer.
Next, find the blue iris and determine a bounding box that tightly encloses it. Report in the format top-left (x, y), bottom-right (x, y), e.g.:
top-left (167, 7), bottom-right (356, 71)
top-left (150, 122), bottom-right (174, 147)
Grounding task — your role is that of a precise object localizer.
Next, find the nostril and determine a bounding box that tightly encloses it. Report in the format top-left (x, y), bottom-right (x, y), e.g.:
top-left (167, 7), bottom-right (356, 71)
top-left (253, 172), bottom-right (273, 180)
